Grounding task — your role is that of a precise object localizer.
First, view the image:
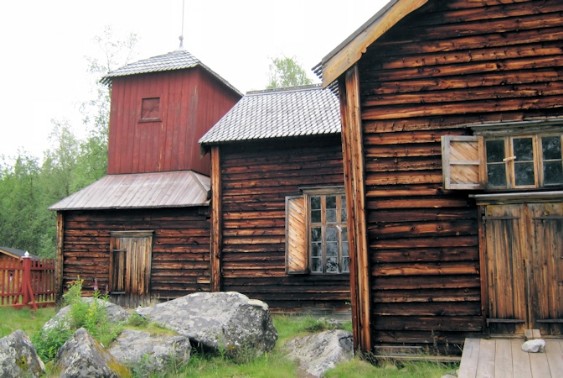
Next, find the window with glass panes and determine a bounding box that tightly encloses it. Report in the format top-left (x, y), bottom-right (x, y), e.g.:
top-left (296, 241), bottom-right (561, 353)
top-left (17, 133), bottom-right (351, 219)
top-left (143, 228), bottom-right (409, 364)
top-left (485, 134), bottom-right (563, 189)
top-left (308, 193), bottom-right (349, 274)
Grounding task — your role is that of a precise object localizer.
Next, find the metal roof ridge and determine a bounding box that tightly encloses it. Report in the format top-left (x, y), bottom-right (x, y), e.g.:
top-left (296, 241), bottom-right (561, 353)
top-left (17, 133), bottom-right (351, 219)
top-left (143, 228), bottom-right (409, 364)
top-left (246, 84), bottom-right (322, 96)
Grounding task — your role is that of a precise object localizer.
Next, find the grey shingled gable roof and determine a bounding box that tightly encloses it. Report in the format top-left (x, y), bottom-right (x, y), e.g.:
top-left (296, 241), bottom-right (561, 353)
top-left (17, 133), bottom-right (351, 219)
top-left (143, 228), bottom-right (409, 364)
top-left (101, 49), bottom-right (241, 96)
top-left (199, 84), bottom-right (340, 146)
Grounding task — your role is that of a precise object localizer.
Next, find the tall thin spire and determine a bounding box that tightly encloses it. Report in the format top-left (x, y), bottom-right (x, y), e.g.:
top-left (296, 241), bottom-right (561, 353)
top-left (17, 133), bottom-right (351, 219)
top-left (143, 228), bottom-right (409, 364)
top-left (179, 0), bottom-right (186, 49)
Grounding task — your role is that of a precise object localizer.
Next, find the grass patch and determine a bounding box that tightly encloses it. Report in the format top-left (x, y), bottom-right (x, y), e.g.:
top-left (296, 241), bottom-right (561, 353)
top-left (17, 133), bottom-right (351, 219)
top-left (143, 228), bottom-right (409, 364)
top-left (0, 305), bottom-right (457, 377)
top-left (0, 306), bottom-right (56, 338)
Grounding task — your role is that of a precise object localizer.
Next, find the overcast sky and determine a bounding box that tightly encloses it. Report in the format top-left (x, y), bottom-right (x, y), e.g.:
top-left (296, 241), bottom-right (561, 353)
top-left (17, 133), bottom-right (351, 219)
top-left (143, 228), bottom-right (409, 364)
top-left (0, 0), bottom-right (387, 159)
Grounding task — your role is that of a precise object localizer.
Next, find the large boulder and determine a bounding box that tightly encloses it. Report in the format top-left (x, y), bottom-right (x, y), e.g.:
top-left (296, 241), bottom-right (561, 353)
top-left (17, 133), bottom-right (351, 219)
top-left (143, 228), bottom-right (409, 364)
top-left (108, 329), bottom-right (191, 375)
top-left (0, 330), bottom-right (45, 378)
top-left (284, 329), bottom-right (354, 377)
top-left (52, 328), bottom-right (130, 378)
top-left (137, 291), bottom-right (277, 360)
top-left (42, 297), bottom-right (130, 332)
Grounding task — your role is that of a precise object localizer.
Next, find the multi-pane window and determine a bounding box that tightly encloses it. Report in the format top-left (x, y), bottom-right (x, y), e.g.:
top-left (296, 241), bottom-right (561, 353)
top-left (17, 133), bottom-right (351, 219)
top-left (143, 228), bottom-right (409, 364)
top-left (285, 189), bottom-right (349, 275)
top-left (485, 134), bottom-right (563, 189)
top-left (309, 194), bottom-right (349, 274)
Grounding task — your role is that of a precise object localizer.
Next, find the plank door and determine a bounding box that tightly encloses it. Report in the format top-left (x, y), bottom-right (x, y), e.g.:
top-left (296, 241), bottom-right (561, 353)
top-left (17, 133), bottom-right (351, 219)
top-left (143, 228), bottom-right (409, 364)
top-left (110, 231), bottom-right (153, 305)
top-left (529, 202), bottom-right (563, 335)
top-left (483, 204), bottom-right (528, 334)
top-left (484, 202), bottom-right (563, 335)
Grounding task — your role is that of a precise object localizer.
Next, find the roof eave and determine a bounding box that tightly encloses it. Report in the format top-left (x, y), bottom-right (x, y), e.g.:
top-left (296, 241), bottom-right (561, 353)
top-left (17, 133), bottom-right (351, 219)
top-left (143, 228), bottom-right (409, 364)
top-left (319, 0), bottom-right (428, 87)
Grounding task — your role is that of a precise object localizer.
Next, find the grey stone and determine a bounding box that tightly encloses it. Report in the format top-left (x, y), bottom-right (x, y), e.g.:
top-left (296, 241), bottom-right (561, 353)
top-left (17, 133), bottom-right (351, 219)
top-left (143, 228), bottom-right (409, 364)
top-left (108, 329), bottom-right (191, 375)
top-left (53, 328), bottom-right (129, 378)
top-left (283, 329), bottom-right (353, 378)
top-left (0, 330), bottom-right (45, 378)
top-left (42, 297), bottom-right (130, 332)
top-left (521, 339), bottom-right (546, 353)
top-left (137, 291), bottom-right (277, 360)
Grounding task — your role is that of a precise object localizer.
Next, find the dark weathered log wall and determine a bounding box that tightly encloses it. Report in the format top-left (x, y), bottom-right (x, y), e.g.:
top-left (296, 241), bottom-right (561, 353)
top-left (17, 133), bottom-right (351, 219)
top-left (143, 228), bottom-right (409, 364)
top-left (60, 208), bottom-right (210, 299)
top-left (107, 68), bottom-right (240, 176)
top-left (219, 137), bottom-right (349, 311)
top-left (357, 0), bottom-right (563, 348)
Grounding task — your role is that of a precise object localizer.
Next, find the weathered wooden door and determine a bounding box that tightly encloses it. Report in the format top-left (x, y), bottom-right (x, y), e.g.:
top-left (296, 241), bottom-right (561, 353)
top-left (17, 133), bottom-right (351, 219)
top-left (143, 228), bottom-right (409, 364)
top-left (484, 202), bottom-right (562, 335)
top-left (110, 231), bottom-right (153, 306)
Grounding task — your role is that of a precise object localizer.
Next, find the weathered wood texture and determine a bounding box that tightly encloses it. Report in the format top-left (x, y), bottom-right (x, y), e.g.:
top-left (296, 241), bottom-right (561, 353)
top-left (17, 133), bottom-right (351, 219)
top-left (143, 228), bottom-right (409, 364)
top-left (219, 137), bottom-right (349, 311)
top-left (59, 208), bottom-right (210, 300)
top-left (355, 0), bottom-right (563, 348)
top-left (107, 67), bottom-right (240, 175)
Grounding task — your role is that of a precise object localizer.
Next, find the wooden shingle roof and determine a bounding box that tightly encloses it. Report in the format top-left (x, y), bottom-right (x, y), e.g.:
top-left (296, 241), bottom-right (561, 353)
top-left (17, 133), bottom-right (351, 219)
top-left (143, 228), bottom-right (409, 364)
top-left (101, 49), bottom-right (241, 95)
top-left (49, 171), bottom-right (210, 211)
top-left (199, 84), bottom-right (340, 146)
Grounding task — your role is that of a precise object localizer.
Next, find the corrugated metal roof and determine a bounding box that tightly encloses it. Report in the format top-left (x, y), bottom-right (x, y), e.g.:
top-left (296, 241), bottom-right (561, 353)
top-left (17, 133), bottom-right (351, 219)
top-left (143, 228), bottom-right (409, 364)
top-left (49, 171), bottom-right (210, 211)
top-left (101, 49), bottom-right (241, 95)
top-left (199, 84), bottom-right (340, 145)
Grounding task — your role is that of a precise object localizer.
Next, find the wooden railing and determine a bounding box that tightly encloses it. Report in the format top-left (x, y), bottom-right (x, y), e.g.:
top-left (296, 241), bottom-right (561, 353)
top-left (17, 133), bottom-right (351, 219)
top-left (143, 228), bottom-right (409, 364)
top-left (0, 256), bottom-right (56, 309)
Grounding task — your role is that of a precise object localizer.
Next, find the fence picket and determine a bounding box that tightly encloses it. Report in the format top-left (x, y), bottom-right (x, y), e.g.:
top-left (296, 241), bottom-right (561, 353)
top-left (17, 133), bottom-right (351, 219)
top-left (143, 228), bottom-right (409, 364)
top-left (0, 258), bottom-right (56, 308)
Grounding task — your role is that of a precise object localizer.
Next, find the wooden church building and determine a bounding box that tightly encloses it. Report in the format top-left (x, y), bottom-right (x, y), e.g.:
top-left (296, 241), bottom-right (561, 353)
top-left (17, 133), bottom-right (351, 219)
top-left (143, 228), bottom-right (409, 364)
top-left (315, 0), bottom-right (562, 354)
top-left (199, 85), bottom-right (346, 313)
top-left (50, 49), bottom-right (241, 304)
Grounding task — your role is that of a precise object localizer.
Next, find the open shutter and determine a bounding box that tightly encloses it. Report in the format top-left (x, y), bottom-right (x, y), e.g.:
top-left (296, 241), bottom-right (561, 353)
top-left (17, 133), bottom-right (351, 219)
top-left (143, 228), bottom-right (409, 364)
top-left (442, 135), bottom-right (483, 190)
top-left (286, 196), bottom-right (308, 274)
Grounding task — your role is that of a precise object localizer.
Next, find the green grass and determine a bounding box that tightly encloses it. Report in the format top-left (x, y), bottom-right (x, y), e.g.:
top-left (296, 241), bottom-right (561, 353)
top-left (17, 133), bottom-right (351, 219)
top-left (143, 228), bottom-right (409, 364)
top-left (0, 306), bottom-right (56, 338)
top-left (0, 307), bottom-right (457, 377)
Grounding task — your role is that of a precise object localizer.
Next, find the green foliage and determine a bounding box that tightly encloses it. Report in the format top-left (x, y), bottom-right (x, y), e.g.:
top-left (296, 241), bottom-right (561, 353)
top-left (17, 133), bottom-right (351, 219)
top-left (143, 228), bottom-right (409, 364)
top-left (0, 307), bottom-right (56, 338)
top-left (31, 323), bottom-right (73, 362)
top-left (266, 56), bottom-right (313, 89)
top-left (0, 29), bottom-right (137, 258)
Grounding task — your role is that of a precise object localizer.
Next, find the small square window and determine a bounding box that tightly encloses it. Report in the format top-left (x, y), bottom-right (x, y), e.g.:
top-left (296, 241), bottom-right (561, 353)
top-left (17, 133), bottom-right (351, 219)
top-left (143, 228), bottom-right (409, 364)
top-left (140, 97), bottom-right (160, 121)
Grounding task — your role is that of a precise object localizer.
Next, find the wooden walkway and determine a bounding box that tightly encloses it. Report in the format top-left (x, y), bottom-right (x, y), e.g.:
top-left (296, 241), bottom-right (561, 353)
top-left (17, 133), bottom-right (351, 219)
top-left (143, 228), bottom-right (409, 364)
top-left (458, 338), bottom-right (563, 378)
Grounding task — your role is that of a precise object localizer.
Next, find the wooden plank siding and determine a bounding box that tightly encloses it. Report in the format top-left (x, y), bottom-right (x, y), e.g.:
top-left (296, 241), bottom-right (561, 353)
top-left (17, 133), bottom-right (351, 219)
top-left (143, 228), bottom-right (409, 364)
top-left (107, 67), bottom-right (240, 176)
top-left (353, 0), bottom-right (563, 349)
top-left (59, 207), bottom-right (210, 300)
top-left (218, 137), bottom-right (349, 312)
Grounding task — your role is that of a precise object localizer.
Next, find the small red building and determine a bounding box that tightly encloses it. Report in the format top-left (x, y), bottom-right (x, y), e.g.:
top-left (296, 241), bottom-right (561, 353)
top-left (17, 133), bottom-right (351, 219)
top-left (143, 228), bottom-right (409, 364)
top-left (51, 50), bottom-right (241, 305)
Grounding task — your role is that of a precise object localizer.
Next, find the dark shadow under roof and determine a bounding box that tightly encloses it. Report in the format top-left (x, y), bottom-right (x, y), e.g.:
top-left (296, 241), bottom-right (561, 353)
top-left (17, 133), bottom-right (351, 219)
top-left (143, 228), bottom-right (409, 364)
top-left (199, 84), bottom-right (341, 146)
top-left (50, 171), bottom-right (210, 211)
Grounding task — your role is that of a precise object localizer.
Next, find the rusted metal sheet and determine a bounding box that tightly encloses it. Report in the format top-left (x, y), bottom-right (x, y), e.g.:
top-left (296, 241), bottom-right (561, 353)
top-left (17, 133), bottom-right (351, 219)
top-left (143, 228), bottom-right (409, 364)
top-left (50, 171), bottom-right (210, 210)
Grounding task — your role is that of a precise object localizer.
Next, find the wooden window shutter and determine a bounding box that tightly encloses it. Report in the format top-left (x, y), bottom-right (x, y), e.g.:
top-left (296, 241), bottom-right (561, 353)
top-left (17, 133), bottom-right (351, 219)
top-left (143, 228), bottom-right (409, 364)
top-left (286, 195), bottom-right (308, 274)
top-left (442, 135), bottom-right (484, 190)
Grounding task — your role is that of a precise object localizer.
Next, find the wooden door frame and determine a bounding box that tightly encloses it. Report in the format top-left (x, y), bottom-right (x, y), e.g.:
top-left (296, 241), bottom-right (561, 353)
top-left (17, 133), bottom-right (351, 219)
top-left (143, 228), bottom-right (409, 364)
top-left (475, 191), bottom-right (563, 334)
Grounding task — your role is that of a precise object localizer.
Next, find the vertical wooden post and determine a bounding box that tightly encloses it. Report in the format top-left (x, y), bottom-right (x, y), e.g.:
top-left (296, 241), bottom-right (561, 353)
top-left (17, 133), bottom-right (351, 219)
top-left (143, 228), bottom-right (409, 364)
top-left (339, 65), bottom-right (372, 353)
top-left (56, 212), bottom-right (65, 300)
top-left (210, 146), bottom-right (223, 292)
top-left (19, 253), bottom-right (37, 310)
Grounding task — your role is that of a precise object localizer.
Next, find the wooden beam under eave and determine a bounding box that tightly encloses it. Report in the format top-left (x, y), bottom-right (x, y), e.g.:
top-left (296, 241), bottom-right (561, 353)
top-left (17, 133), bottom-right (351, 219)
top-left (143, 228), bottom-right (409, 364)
top-left (339, 65), bottom-right (372, 353)
top-left (210, 146), bottom-right (222, 292)
top-left (322, 0), bottom-right (428, 87)
top-left (55, 212), bottom-right (64, 299)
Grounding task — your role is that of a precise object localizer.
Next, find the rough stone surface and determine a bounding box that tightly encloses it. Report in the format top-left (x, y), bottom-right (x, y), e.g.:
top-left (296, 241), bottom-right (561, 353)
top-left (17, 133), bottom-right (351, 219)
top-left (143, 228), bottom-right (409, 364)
top-left (137, 291), bottom-right (277, 359)
top-left (0, 330), bottom-right (45, 378)
top-left (521, 339), bottom-right (546, 353)
top-left (53, 328), bottom-right (129, 378)
top-left (42, 297), bottom-right (130, 332)
top-left (283, 329), bottom-right (353, 378)
top-left (109, 329), bottom-right (191, 374)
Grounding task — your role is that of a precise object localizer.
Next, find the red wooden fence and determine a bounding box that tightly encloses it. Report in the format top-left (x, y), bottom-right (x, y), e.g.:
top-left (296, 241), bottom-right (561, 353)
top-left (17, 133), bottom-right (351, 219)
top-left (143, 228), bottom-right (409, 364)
top-left (0, 257), bottom-right (56, 309)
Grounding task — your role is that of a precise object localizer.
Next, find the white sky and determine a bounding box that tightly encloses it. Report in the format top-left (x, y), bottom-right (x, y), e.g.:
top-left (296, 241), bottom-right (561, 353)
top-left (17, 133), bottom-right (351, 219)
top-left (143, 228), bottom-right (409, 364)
top-left (0, 0), bottom-right (387, 159)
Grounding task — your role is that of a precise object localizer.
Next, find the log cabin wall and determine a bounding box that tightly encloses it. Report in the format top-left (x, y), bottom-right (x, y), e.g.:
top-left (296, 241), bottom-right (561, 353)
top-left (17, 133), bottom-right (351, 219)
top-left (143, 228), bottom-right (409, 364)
top-left (59, 207), bottom-right (210, 299)
top-left (219, 136), bottom-right (349, 312)
top-left (107, 68), bottom-right (240, 176)
top-left (356, 0), bottom-right (563, 348)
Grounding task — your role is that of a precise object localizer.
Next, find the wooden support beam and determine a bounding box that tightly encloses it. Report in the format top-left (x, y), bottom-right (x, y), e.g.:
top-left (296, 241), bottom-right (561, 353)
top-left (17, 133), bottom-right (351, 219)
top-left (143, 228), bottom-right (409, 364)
top-left (210, 146), bottom-right (223, 292)
top-left (339, 65), bottom-right (372, 353)
top-left (55, 212), bottom-right (64, 300)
